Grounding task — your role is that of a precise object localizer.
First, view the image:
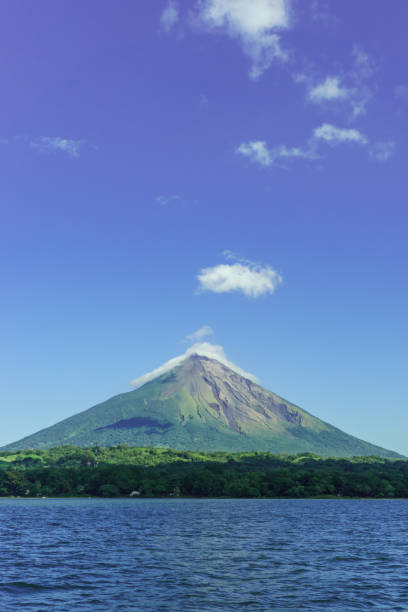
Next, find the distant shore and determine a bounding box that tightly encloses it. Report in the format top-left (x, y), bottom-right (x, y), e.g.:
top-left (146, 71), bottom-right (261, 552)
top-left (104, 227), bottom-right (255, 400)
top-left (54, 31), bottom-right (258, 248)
top-left (1, 495), bottom-right (406, 500)
top-left (1, 445), bottom-right (408, 499)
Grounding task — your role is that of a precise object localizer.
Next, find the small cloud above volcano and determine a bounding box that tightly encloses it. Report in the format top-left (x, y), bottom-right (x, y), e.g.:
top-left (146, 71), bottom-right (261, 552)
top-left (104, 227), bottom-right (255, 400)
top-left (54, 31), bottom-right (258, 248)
top-left (198, 252), bottom-right (282, 298)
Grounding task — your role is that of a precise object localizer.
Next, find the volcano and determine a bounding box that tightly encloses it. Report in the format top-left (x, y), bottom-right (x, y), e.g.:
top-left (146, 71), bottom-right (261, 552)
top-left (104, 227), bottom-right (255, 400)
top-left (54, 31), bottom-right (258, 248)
top-left (2, 354), bottom-right (400, 457)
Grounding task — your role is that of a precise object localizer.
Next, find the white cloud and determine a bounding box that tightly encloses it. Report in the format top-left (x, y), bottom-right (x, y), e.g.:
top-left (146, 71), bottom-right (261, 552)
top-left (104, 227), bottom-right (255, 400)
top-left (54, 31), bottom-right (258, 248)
top-left (236, 123), bottom-right (373, 170)
top-left (160, 0), bottom-right (179, 32)
top-left (198, 254), bottom-right (282, 298)
top-left (236, 140), bottom-right (316, 167)
top-left (236, 141), bottom-right (272, 166)
top-left (198, 0), bottom-right (291, 79)
top-left (237, 140), bottom-right (316, 166)
top-left (370, 140), bottom-right (395, 163)
top-left (154, 194), bottom-right (181, 205)
top-left (298, 48), bottom-right (376, 120)
top-left (313, 123), bottom-right (368, 145)
top-left (186, 325), bottom-right (214, 342)
top-left (308, 76), bottom-right (350, 102)
top-left (31, 137), bottom-right (84, 157)
top-left (130, 341), bottom-right (259, 388)
top-left (264, 143), bottom-right (315, 161)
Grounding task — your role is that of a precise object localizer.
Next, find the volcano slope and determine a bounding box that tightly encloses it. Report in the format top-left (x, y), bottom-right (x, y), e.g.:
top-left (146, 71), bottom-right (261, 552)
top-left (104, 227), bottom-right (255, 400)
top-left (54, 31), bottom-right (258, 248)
top-left (2, 354), bottom-right (400, 457)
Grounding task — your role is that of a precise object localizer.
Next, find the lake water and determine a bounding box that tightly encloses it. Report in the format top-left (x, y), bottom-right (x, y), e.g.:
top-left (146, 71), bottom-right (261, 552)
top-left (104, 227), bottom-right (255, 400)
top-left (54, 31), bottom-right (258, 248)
top-left (1, 498), bottom-right (408, 611)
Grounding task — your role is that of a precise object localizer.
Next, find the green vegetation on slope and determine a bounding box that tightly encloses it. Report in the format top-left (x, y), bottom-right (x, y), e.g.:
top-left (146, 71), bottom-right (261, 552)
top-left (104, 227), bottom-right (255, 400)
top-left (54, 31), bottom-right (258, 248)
top-left (0, 445), bottom-right (407, 498)
top-left (2, 361), bottom-right (400, 458)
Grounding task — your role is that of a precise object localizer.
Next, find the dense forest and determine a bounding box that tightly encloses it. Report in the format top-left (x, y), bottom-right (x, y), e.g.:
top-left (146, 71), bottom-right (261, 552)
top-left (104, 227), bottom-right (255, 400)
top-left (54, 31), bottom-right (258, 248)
top-left (1, 445), bottom-right (408, 498)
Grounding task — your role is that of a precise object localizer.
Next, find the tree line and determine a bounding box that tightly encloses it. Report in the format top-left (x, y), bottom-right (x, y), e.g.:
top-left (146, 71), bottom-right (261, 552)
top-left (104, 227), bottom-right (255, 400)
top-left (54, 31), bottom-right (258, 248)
top-left (0, 445), bottom-right (407, 498)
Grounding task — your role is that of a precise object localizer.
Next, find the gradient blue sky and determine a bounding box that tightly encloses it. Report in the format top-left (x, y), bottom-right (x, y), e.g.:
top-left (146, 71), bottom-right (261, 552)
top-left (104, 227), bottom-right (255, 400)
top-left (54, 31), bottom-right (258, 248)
top-left (1, 0), bottom-right (407, 452)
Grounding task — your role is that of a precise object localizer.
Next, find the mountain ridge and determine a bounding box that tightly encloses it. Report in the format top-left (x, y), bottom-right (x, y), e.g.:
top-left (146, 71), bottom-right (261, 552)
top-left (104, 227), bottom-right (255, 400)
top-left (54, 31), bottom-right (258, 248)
top-left (2, 354), bottom-right (402, 457)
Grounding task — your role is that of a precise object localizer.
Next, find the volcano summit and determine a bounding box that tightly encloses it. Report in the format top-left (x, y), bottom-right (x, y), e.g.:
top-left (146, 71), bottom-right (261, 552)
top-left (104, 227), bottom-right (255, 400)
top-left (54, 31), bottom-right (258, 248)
top-left (3, 354), bottom-right (400, 457)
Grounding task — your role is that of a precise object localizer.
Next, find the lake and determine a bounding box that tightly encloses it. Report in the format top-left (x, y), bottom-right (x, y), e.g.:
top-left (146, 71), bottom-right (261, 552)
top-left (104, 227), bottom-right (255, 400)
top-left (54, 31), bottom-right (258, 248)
top-left (1, 498), bottom-right (407, 610)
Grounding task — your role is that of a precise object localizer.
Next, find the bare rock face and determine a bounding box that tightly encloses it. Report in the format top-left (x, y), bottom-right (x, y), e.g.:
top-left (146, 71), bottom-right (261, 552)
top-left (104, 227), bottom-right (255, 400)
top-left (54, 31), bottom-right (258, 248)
top-left (160, 354), bottom-right (303, 434)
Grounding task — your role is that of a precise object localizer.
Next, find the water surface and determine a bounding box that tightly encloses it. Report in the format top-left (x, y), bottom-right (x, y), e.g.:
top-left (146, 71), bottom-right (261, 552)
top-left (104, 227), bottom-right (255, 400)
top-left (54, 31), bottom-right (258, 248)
top-left (1, 498), bottom-right (408, 610)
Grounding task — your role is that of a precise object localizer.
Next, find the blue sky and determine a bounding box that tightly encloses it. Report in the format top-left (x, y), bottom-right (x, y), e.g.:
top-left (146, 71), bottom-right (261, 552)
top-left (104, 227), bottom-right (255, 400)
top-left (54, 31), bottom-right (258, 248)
top-left (1, 0), bottom-right (407, 453)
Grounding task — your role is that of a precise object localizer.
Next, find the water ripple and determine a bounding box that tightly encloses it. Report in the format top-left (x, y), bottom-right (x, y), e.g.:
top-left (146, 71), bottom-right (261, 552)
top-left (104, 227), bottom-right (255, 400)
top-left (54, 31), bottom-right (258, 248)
top-left (1, 498), bottom-right (408, 610)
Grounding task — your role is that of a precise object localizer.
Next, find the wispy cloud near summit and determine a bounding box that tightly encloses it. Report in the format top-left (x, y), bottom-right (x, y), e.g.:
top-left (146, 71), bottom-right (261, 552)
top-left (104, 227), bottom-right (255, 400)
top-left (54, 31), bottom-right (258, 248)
top-left (130, 341), bottom-right (258, 388)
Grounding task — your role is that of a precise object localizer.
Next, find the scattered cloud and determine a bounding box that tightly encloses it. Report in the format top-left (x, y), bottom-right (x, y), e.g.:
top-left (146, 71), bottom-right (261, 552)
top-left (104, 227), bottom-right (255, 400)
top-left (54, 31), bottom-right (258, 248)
top-left (197, 0), bottom-right (291, 79)
top-left (31, 137), bottom-right (84, 158)
top-left (198, 252), bottom-right (282, 298)
top-left (308, 76), bottom-right (350, 102)
top-left (297, 47), bottom-right (376, 120)
top-left (369, 140), bottom-right (396, 163)
top-left (160, 0), bottom-right (179, 32)
top-left (348, 46), bottom-right (376, 118)
top-left (313, 123), bottom-right (368, 145)
top-left (236, 122), bottom-right (376, 169)
top-left (237, 140), bottom-right (316, 167)
top-left (236, 141), bottom-right (271, 166)
top-left (130, 341), bottom-right (258, 388)
top-left (185, 325), bottom-right (214, 343)
top-left (154, 194), bottom-right (182, 205)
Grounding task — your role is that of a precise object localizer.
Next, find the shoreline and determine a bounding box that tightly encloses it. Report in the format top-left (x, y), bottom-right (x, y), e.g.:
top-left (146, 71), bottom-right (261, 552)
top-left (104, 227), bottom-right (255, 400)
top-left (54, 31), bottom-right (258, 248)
top-left (1, 495), bottom-right (406, 501)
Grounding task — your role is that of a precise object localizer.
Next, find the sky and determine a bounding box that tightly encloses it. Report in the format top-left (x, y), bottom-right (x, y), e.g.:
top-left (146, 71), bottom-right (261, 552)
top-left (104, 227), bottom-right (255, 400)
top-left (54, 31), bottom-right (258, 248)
top-left (0, 0), bottom-right (407, 453)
